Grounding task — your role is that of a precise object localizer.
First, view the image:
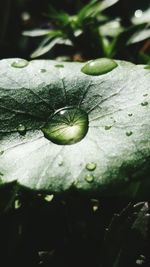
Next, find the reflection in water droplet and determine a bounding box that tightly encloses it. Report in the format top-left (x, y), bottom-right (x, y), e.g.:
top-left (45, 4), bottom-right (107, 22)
top-left (128, 113), bottom-right (133, 117)
top-left (81, 58), bottom-right (118, 76)
top-left (39, 69), bottom-right (47, 73)
top-left (42, 107), bottom-right (89, 145)
top-left (55, 64), bottom-right (64, 68)
top-left (85, 174), bottom-right (94, 183)
top-left (11, 59), bottom-right (29, 68)
top-left (126, 131), bottom-right (133, 136)
top-left (141, 101), bottom-right (148, 106)
top-left (86, 162), bottom-right (97, 171)
top-left (17, 124), bottom-right (26, 135)
top-left (105, 125), bottom-right (112, 130)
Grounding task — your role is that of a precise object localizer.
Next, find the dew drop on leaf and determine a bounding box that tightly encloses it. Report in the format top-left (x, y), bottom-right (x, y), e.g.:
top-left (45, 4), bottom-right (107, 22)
top-left (105, 125), bottom-right (112, 130)
top-left (17, 124), bottom-right (26, 135)
top-left (42, 107), bottom-right (89, 145)
top-left (58, 156), bottom-right (63, 166)
top-left (11, 59), bottom-right (29, 68)
top-left (86, 162), bottom-right (97, 171)
top-left (55, 64), bottom-right (64, 68)
top-left (81, 58), bottom-right (118, 76)
top-left (39, 69), bottom-right (47, 73)
top-left (126, 131), bottom-right (133, 137)
top-left (84, 174), bottom-right (94, 183)
top-left (141, 101), bottom-right (148, 106)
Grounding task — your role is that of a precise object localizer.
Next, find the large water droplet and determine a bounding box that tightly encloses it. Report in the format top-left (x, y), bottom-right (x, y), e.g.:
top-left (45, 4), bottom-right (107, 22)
top-left (42, 107), bottom-right (89, 145)
top-left (85, 174), bottom-right (94, 183)
top-left (86, 162), bottom-right (97, 171)
top-left (11, 59), bottom-right (29, 68)
top-left (81, 58), bottom-right (118, 76)
top-left (17, 124), bottom-right (26, 135)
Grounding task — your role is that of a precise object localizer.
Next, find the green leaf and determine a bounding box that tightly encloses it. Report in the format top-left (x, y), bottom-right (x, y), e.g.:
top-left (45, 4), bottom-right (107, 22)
top-left (22, 29), bottom-right (52, 37)
top-left (97, 0), bottom-right (119, 12)
top-left (30, 37), bottom-right (73, 58)
top-left (127, 28), bottom-right (150, 45)
top-left (99, 19), bottom-right (124, 38)
top-left (0, 59), bottom-right (150, 197)
top-left (78, 0), bottom-right (119, 22)
top-left (48, 5), bottom-right (70, 26)
top-left (22, 29), bottom-right (62, 38)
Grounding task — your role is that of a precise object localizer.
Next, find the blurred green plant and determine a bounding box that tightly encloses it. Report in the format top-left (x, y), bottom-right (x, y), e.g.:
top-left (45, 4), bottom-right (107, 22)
top-left (22, 0), bottom-right (150, 61)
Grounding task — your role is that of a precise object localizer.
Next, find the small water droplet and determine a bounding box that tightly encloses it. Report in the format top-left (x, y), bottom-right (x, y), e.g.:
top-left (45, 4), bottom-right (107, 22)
top-left (91, 199), bottom-right (99, 212)
top-left (55, 64), bottom-right (64, 68)
top-left (86, 162), bottom-right (97, 171)
top-left (39, 68), bottom-right (47, 73)
top-left (81, 58), bottom-right (118, 76)
top-left (143, 93), bottom-right (148, 97)
top-left (126, 131), bottom-right (133, 137)
top-left (42, 107), bottom-right (89, 145)
top-left (0, 151), bottom-right (4, 155)
top-left (44, 194), bottom-right (54, 202)
top-left (11, 59), bottom-right (29, 68)
top-left (17, 124), bottom-right (26, 135)
top-left (105, 125), bottom-right (112, 130)
top-left (58, 156), bottom-right (63, 166)
top-left (141, 101), bottom-right (148, 106)
top-left (128, 113), bottom-right (133, 117)
top-left (14, 199), bottom-right (21, 209)
top-left (85, 174), bottom-right (94, 183)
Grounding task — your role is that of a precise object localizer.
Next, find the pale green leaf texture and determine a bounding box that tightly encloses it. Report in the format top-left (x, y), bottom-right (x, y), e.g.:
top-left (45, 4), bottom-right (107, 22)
top-left (0, 59), bottom-right (150, 197)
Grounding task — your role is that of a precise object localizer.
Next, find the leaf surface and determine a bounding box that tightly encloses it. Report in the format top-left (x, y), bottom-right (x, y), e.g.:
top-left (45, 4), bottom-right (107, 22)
top-left (0, 59), bottom-right (150, 196)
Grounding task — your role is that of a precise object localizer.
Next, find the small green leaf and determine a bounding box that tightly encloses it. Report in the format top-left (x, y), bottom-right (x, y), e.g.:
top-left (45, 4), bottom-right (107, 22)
top-left (31, 37), bottom-right (73, 58)
top-left (127, 28), bottom-right (150, 45)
